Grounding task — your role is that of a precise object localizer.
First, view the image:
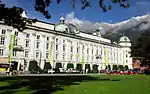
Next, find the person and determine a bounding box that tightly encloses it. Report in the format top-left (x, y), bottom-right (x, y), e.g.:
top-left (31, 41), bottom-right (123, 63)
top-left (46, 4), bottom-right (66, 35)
top-left (86, 69), bottom-right (88, 74)
top-left (6, 67), bottom-right (10, 76)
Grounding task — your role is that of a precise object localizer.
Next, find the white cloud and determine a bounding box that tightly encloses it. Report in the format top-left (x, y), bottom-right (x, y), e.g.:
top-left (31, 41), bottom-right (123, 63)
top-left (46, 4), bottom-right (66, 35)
top-left (65, 12), bottom-right (105, 34)
top-left (64, 12), bottom-right (150, 36)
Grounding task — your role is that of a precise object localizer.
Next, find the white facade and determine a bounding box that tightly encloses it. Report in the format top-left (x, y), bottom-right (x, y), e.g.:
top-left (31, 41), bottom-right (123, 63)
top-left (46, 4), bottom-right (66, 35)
top-left (0, 17), bottom-right (133, 71)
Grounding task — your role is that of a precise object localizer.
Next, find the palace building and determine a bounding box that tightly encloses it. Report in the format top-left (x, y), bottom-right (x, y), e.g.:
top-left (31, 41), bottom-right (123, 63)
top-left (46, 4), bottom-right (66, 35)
top-left (0, 14), bottom-right (133, 71)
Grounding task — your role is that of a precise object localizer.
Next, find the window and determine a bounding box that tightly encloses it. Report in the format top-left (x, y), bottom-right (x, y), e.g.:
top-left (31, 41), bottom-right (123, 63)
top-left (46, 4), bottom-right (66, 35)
top-left (63, 40), bottom-right (65, 43)
top-left (0, 37), bottom-right (5, 45)
top-left (56, 44), bottom-right (58, 51)
top-left (87, 48), bottom-right (89, 54)
top-left (46, 43), bottom-right (49, 50)
top-left (63, 45), bottom-right (65, 51)
top-left (46, 53), bottom-right (49, 59)
top-left (25, 40), bottom-right (29, 47)
top-left (96, 49), bottom-right (98, 55)
top-left (92, 48), bottom-right (93, 54)
top-left (25, 51), bottom-right (29, 57)
top-left (0, 48), bottom-right (4, 56)
top-left (65, 28), bottom-right (68, 32)
top-left (13, 51), bottom-right (17, 56)
top-left (26, 34), bottom-right (30, 38)
top-left (56, 54), bottom-right (58, 60)
top-left (36, 42), bottom-right (40, 49)
top-left (70, 54), bottom-right (72, 60)
top-left (47, 37), bottom-right (49, 41)
top-left (14, 39), bottom-right (18, 46)
top-left (1, 29), bottom-right (6, 34)
top-left (92, 56), bottom-right (93, 61)
top-left (63, 54), bottom-right (65, 60)
top-left (126, 60), bottom-right (128, 63)
top-left (87, 55), bottom-right (89, 61)
top-left (37, 35), bottom-right (40, 39)
top-left (36, 52), bottom-right (39, 58)
top-left (56, 38), bottom-right (58, 43)
top-left (15, 32), bottom-right (18, 36)
top-left (77, 47), bottom-right (79, 53)
top-left (7, 29), bottom-right (11, 32)
top-left (71, 46), bottom-right (73, 52)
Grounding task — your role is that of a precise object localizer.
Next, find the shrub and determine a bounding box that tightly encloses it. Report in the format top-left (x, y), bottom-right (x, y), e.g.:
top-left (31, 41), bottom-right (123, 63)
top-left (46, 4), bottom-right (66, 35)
top-left (29, 60), bottom-right (42, 73)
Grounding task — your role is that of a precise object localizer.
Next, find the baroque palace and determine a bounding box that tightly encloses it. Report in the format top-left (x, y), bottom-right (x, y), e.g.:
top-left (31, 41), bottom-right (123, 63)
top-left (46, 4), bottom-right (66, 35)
top-left (0, 12), bottom-right (132, 71)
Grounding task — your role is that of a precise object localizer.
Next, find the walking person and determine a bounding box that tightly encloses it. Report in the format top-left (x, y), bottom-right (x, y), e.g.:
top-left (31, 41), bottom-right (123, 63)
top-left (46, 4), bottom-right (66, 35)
top-left (6, 68), bottom-right (10, 76)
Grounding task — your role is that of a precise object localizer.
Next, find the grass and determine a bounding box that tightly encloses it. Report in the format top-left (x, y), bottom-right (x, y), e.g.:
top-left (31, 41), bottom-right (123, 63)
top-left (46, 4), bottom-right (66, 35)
top-left (0, 75), bottom-right (150, 94)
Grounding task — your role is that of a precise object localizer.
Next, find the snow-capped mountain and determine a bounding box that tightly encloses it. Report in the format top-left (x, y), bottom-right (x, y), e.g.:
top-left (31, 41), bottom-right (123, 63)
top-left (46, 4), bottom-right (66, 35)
top-left (65, 12), bottom-right (150, 43)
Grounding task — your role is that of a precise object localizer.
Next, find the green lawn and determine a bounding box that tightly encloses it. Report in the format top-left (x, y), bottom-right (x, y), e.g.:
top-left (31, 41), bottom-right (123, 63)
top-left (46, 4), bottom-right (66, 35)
top-left (0, 75), bottom-right (150, 94)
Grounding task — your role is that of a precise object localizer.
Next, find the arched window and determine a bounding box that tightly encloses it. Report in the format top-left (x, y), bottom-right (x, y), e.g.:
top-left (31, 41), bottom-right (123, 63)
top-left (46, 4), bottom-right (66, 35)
top-left (65, 28), bottom-right (68, 33)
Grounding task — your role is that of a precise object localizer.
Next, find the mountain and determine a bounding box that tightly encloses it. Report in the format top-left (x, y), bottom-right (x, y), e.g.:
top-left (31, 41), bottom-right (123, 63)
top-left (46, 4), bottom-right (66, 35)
top-left (65, 13), bottom-right (150, 44)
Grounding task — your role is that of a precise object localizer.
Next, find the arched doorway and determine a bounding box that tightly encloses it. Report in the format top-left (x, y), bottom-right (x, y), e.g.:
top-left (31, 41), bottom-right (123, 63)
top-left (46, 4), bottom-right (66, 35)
top-left (108, 65), bottom-right (111, 70)
top-left (93, 65), bottom-right (98, 73)
top-left (67, 63), bottom-right (74, 69)
top-left (118, 65), bottom-right (124, 71)
top-left (43, 62), bottom-right (52, 72)
top-left (76, 64), bottom-right (82, 71)
top-left (55, 63), bottom-right (62, 69)
top-left (85, 64), bottom-right (91, 73)
top-left (11, 61), bottom-right (18, 70)
top-left (124, 65), bottom-right (129, 70)
top-left (112, 65), bottom-right (118, 71)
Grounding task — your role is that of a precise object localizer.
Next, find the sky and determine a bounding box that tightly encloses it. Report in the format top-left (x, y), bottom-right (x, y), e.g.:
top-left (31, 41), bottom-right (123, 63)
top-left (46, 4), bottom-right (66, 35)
top-left (1, 0), bottom-right (150, 24)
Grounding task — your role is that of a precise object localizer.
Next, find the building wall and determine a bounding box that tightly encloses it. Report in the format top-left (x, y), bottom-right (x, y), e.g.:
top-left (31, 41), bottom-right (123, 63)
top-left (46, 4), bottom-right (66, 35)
top-left (0, 21), bottom-right (132, 71)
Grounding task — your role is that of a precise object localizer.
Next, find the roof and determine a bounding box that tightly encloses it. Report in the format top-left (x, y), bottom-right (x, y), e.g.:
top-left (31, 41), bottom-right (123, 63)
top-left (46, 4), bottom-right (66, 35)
top-left (119, 36), bottom-right (131, 43)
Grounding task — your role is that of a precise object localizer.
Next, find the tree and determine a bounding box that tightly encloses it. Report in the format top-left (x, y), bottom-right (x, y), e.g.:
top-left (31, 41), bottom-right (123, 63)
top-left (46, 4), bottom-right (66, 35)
top-left (28, 60), bottom-right (42, 73)
top-left (34, 0), bottom-right (129, 18)
top-left (131, 30), bottom-right (150, 67)
top-left (0, 0), bottom-right (129, 32)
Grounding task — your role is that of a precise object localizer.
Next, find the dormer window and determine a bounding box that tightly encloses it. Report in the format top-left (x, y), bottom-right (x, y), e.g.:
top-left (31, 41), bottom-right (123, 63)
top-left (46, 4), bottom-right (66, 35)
top-left (15, 32), bottom-right (18, 36)
top-left (65, 28), bottom-right (68, 33)
top-left (1, 29), bottom-right (6, 34)
top-left (47, 37), bottom-right (49, 41)
top-left (124, 38), bottom-right (127, 41)
top-left (26, 34), bottom-right (30, 38)
top-left (37, 35), bottom-right (40, 39)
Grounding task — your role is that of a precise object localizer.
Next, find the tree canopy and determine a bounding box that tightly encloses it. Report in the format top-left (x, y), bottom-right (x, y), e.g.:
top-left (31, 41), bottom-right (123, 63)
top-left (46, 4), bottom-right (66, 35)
top-left (0, 0), bottom-right (129, 31)
top-left (131, 30), bottom-right (150, 66)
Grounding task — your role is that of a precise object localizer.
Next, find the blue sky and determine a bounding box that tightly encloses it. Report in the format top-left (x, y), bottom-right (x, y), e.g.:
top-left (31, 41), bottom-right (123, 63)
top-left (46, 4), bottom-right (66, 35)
top-left (2, 0), bottom-right (150, 23)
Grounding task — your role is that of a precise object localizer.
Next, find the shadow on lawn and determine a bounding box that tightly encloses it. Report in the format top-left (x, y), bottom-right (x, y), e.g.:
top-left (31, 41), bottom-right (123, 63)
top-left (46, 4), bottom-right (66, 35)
top-left (0, 75), bottom-right (121, 94)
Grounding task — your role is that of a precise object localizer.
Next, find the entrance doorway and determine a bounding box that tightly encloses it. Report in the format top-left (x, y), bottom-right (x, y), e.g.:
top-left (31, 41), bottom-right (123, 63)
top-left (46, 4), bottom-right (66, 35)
top-left (85, 64), bottom-right (91, 73)
top-left (93, 65), bottom-right (98, 73)
top-left (67, 63), bottom-right (74, 69)
top-left (11, 61), bottom-right (18, 70)
top-left (76, 64), bottom-right (82, 71)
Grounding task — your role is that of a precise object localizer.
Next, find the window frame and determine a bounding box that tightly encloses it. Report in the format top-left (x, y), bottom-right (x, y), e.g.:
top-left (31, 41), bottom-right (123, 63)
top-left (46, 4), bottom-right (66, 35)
top-left (0, 48), bottom-right (4, 56)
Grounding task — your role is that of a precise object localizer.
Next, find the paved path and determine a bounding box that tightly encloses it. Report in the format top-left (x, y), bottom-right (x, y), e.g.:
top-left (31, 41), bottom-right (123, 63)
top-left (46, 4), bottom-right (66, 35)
top-left (0, 73), bottom-right (106, 76)
top-left (19, 73), bottom-right (106, 76)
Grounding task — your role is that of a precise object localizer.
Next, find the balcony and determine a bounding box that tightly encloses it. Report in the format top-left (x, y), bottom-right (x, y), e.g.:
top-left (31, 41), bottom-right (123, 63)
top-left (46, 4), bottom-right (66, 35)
top-left (13, 45), bottom-right (24, 52)
top-left (95, 55), bottom-right (102, 59)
